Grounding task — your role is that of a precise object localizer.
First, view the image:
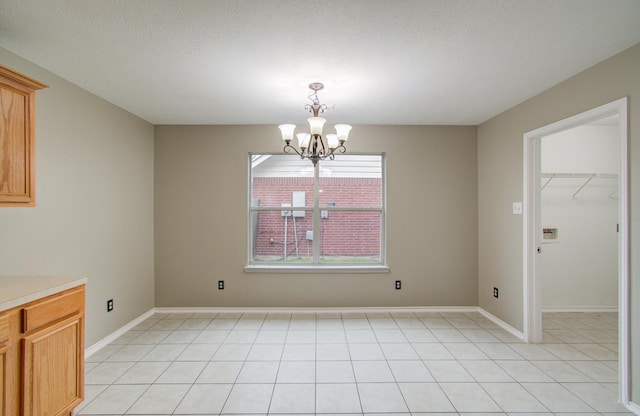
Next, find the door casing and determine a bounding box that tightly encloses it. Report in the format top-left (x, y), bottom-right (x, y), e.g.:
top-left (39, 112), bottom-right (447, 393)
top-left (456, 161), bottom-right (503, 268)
top-left (522, 97), bottom-right (629, 403)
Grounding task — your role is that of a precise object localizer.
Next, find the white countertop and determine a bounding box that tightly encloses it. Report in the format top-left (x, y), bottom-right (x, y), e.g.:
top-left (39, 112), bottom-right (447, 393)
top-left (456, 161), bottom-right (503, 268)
top-left (0, 275), bottom-right (87, 312)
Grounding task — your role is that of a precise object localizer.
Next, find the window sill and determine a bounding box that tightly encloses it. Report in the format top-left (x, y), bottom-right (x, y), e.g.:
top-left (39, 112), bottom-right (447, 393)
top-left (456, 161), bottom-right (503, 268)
top-left (244, 264), bottom-right (390, 274)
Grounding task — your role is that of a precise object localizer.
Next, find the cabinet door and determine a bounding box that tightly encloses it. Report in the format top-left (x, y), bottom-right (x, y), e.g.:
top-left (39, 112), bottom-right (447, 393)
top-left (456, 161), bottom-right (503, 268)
top-left (0, 65), bottom-right (47, 207)
top-left (22, 313), bottom-right (84, 416)
top-left (0, 86), bottom-right (30, 204)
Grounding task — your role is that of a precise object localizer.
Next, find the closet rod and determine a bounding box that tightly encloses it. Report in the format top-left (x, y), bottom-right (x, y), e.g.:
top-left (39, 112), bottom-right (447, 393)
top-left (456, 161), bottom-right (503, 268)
top-left (540, 173), bottom-right (618, 178)
top-left (540, 173), bottom-right (618, 198)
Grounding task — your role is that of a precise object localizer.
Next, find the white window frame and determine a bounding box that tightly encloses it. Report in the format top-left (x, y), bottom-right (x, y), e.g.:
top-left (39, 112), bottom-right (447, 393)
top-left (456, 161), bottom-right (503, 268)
top-left (245, 152), bottom-right (389, 273)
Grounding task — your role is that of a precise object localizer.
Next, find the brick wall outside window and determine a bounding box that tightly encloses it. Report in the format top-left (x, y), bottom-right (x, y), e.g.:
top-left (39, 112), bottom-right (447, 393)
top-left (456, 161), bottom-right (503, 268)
top-left (252, 177), bottom-right (381, 257)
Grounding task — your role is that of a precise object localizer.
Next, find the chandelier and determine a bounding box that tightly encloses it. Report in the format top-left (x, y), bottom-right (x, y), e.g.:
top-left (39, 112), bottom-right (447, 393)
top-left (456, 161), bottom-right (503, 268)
top-left (279, 82), bottom-right (352, 166)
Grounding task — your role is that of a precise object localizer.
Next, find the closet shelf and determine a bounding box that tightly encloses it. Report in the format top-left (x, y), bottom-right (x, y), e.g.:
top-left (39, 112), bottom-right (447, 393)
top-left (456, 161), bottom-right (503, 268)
top-left (540, 172), bottom-right (618, 198)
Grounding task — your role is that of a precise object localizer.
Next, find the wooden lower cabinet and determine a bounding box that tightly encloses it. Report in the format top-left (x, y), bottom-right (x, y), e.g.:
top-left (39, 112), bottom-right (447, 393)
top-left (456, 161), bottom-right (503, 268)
top-left (23, 314), bottom-right (84, 416)
top-left (0, 285), bottom-right (84, 416)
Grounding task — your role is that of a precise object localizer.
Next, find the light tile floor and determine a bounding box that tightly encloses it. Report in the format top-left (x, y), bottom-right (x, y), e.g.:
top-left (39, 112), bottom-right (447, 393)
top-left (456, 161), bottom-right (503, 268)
top-left (77, 310), bottom-right (632, 415)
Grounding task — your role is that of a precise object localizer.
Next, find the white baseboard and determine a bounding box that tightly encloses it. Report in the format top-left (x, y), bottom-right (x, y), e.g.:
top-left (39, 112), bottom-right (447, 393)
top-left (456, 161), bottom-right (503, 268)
top-left (477, 308), bottom-right (524, 340)
top-left (542, 306), bottom-right (618, 313)
top-left (85, 308), bottom-right (156, 358)
top-left (625, 400), bottom-right (640, 415)
top-left (154, 305), bottom-right (481, 314)
top-left (624, 402), bottom-right (640, 415)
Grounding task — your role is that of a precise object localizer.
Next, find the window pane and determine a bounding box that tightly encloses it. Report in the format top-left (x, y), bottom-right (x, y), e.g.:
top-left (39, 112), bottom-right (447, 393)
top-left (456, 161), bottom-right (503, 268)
top-left (319, 155), bottom-right (382, 208)
top-left (250, 209), bottom-right (313, 263)
top-left (251, 154), bottom-right (314, 209)
top-left (318, 210), bottom-right (381, 263)
top-left (249, 153), bottom-right (385, 266)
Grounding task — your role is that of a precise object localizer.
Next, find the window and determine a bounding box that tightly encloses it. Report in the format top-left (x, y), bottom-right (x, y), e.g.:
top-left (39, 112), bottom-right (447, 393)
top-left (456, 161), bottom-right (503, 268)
top-left (247, 153), bottom-right (386, 271)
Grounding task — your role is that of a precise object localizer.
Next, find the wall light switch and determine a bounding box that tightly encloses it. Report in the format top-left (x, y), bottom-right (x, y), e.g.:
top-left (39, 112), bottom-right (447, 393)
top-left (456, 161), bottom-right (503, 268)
top-left (512, 202), bottom-right (523, 215)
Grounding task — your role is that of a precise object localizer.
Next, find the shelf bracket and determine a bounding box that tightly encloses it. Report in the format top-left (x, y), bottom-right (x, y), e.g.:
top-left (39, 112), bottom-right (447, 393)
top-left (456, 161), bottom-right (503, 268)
top-left (541, 175), bottom-right (554, 191)
top-left (572, 175), bottom-right (595, 198)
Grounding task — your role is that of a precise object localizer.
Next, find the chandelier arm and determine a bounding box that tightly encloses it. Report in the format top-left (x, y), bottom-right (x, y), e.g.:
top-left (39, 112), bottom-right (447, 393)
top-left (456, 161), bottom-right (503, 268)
top-left (317, 134), bottom-right (327, 157)
top-left (283, 143), bottom-right (305, 158)
top-left (323, 144), bottom-right (345, 161)
top-left (306, 103), bottom-right (325, 117)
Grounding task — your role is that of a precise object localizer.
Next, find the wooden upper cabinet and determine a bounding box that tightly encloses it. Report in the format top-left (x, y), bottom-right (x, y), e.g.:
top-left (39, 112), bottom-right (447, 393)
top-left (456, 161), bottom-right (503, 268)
top-left (0, 65), bottom-right (47, 207)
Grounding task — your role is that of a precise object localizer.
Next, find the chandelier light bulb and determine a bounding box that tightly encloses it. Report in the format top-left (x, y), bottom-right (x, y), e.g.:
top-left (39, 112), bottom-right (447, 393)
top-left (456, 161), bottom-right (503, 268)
top-left (334, 124), bottom-right (352, 142)
top-left (308, 117), bottom-right (326, 135)
top-left (326, 134), bottom-right (339, 150)
top-left (278, 124), bottom-right (296, 142)
top-left (297, 133), bottom-right (311, 149)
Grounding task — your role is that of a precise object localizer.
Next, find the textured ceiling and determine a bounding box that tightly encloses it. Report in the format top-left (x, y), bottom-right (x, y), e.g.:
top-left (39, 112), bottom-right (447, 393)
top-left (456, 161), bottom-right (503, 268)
top-left (1, 0), bottom-right (639, 125)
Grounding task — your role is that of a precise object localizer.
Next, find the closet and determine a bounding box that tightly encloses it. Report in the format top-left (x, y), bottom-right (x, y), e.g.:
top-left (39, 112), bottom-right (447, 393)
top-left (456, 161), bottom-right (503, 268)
top-left (539, 121), bottom-right (619, 310)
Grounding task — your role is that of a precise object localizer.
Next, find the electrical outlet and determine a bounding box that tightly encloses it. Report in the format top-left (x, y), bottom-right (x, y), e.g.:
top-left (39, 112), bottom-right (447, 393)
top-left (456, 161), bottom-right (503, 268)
top-left (107, 299), bottom-right (114, 312)
top-left (218, 280), bottom-right (224, 290)
top-left (395, 280), bottom-right (401, 290)
top-left (493, 287), bottom-right (499, 298)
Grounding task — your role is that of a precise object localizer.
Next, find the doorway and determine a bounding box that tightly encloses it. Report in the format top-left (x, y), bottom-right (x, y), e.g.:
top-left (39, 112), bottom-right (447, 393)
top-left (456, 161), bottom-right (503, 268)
top-left (523, 97), bottom-right (629, 402)
top-left (539, 119), bottom-right (619, 312)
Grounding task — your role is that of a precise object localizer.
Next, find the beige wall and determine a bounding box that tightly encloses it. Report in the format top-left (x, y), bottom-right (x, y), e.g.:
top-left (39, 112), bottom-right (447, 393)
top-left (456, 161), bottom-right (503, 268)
top-left (477, 43), bottom-right (640, 403)
top-left (0, 48), bottom-right (155, 346)
top-left (154, 125), bottom-right (478, 308)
